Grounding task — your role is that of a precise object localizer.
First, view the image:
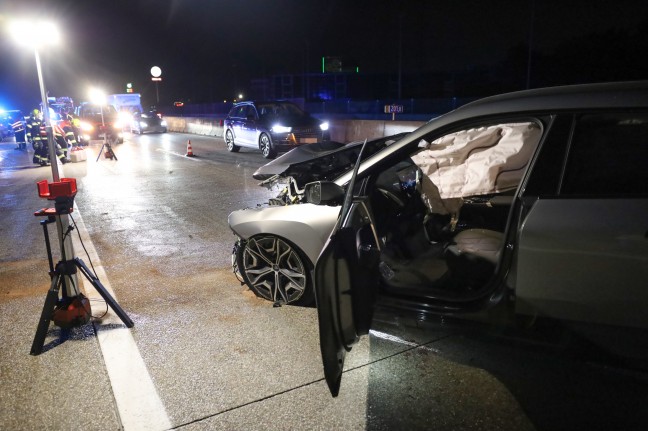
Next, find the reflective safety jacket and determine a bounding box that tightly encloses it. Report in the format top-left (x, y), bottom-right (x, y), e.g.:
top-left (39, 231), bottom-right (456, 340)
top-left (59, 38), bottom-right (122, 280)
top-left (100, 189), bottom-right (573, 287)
top-left (26, 115), bottom-right (42, 143)
top-left (11, 119), bottom-right (25, 133)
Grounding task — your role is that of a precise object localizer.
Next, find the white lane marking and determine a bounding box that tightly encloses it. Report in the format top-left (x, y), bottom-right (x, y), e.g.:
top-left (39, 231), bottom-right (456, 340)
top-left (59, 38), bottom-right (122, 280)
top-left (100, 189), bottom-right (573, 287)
top-left (70, 207), bottom-right (172, 431)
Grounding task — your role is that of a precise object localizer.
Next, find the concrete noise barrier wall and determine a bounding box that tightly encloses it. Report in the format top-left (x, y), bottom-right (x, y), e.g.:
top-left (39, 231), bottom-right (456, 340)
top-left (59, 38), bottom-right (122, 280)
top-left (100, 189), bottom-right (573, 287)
top-left (163, 117), bottom-right (426, 142)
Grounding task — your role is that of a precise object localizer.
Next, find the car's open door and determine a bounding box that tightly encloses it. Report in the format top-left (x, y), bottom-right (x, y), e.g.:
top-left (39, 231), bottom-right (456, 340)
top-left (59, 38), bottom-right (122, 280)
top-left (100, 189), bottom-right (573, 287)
top-left (310, 141), bottom-right (381, 397)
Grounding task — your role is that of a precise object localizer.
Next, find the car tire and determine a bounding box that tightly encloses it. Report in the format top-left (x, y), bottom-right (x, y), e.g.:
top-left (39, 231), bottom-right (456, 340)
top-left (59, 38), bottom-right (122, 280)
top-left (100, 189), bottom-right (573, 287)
top-left (236, 235), bottom-right (314, 306)
top-left (225, 129), bottom-right (240, 152)
top-left (259, 133), bottom-right (276, 159)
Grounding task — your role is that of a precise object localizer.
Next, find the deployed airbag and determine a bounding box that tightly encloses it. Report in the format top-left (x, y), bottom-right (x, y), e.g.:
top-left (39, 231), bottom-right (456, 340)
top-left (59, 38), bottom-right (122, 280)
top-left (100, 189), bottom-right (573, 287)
top-left (412, 122), bottom-right (542, 201)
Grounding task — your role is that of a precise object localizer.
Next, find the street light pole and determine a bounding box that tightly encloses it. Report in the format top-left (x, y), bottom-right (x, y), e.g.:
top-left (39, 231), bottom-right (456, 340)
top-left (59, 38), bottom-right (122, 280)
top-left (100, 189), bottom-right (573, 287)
top-left (11, 20), bottom-right (79, 297)
top-left (34, 49), bottom-right (59, 181)
top-left (151, 66), bottom-right (162, 106)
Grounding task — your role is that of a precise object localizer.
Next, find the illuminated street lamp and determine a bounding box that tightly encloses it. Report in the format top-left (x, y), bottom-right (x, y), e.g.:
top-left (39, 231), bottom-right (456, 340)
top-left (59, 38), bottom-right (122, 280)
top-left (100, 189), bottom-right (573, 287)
top-left (9, 19), bottom-right (79, 297)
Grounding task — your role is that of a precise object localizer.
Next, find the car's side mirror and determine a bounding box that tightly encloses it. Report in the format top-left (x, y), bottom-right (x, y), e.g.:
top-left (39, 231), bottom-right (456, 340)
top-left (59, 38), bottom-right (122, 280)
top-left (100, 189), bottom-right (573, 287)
top-left (304, 181), bottom-right (345, 206)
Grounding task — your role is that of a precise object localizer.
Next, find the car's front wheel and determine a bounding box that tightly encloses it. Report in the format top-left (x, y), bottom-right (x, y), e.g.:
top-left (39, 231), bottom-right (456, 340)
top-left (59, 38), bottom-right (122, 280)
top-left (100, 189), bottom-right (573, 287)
top-left (259, 133), bottom-right (276, 159)
top-left (235, 235), bottom-right (313, 306)
top-left (225, 130), bottom-right (240, 152)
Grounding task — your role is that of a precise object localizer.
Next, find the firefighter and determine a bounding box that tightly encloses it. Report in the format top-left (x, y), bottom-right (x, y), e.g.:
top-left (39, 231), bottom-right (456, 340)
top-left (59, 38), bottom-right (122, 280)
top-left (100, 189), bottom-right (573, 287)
top-left (52, 122), bottom-right (70, 163)
top-left (27, 109), bottom-right (49, 166)
top-left (11, 113), bottom-right (27, 150)
top-left (61, 112), bottom-right (79, 149)
top-left (40, 121), bottom-right (67, 165)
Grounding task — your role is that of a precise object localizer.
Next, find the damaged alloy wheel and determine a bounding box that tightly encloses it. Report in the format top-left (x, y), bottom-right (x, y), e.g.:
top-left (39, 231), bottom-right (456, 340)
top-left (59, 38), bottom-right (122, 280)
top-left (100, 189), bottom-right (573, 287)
top-left (236, 235), bottom-right (313, 306)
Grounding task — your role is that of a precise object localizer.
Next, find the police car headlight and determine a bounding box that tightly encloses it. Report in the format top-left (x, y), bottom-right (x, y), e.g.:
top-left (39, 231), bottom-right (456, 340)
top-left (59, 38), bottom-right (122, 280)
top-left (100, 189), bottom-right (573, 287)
top-left (272, 124), bottom-right (292, 133)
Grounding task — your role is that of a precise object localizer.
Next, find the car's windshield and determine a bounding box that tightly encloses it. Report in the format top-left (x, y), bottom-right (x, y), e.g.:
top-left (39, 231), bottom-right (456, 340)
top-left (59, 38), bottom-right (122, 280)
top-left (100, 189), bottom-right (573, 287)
top-left (82, 105), bottom-right (117, 117)
top-left (257, 102), bottom-right (305, 119)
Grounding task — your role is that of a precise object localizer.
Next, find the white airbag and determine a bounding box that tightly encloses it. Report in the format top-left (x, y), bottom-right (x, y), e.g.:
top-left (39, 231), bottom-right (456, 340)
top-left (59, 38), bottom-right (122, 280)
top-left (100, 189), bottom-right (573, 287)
top-left (412, 122), bottom-right (542, 200)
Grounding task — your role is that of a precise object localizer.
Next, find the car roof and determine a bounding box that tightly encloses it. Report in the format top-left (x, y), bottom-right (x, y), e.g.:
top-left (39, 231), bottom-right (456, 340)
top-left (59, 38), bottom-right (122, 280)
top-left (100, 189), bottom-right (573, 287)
top-left (442, 81), bottom-right (648, 124)
top-left (334, 81), bottom-right (648, 185)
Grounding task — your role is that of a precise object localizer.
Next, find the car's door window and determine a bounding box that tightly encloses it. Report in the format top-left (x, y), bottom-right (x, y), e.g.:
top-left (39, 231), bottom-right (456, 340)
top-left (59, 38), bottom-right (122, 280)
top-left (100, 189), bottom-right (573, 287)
top-left (561, 113), bottom-right (648, 196)
top-left (372, 121), bottom-right (543, 296)
top-left (233, 106), bottom-right (247, 118)
top-left (516, 111), bottom-right (648, 329)
top-left (238, 105), bottom-right (252, 120)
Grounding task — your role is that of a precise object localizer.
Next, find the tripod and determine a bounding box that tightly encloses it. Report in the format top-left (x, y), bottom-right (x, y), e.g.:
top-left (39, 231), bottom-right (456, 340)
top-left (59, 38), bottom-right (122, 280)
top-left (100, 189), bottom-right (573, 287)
top-left (96, 137), bottom-right (118, 161)
top-left (31, 214), bottom-right (133, 355)
top-left (95, 125), bottom-right (119, 162)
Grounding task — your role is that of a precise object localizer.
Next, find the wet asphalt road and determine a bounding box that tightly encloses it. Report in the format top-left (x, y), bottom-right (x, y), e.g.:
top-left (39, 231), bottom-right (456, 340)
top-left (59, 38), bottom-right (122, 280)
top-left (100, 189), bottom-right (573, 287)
top-left (1, 133), bottom-right (647, 430)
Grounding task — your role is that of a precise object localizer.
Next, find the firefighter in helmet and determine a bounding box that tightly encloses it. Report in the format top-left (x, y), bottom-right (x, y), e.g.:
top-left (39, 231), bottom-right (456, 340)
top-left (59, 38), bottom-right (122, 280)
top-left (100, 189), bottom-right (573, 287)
top-left (61, 111), bottom-right (79, 148)
top-left (52, 122), bottom-right (70, 163)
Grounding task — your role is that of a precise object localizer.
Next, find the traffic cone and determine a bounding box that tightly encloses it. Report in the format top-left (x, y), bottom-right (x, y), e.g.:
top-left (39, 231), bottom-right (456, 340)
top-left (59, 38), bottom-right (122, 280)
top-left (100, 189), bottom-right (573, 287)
top-left (185, 140), bottom-right (195, 157)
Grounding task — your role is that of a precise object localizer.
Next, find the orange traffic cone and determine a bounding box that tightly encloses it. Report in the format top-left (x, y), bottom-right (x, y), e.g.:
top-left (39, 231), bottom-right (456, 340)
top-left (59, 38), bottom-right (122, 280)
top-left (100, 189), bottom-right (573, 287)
top-left (185, 140), bottom-right (195, 157)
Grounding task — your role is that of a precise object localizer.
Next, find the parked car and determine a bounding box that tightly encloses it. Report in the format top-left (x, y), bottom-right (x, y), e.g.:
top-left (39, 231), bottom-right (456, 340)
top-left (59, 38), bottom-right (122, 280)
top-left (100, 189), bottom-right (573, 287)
top-left (223, 100), bottom-right (330, 159)
top-left (75, 103), bottom-right (124, 144)
top-left (229, 134), bottom-right (409, 306)
top-left (295, 81), bottom-right (648, 396)
top-left (131, 110), bottom-right (167, 134)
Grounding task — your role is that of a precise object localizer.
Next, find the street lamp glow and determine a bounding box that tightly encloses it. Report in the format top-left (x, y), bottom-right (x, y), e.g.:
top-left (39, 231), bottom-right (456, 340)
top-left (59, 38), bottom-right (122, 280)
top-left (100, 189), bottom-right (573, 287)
top-left (9, 20), bottom-right (60, 47)
top-left (150, 66), bottom-right (162, 78)
top-left (89, 88), bottom-right (106, 105)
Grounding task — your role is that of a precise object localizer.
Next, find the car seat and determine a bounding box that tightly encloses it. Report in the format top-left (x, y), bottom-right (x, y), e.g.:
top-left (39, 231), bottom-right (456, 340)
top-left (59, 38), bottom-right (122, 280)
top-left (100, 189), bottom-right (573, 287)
top-left (445, 228), bottom-right (503, 287)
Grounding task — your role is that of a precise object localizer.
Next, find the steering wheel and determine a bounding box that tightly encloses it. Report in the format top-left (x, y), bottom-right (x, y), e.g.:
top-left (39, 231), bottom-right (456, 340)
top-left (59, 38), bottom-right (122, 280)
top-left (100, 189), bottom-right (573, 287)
top-left (377, 187), bottom-right (405, 208)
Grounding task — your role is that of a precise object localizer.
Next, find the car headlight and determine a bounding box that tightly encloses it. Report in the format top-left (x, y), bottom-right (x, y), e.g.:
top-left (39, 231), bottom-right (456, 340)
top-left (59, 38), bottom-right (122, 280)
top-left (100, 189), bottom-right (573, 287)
top-left (319, 122), bottom-right (329, 131)
top-left (271, 124), bottom-right (292, 133)
top-left (140, 121), bottom-right (148, 128)
top-left (118, 112), bottom-right (132, 123)
top-left (160, 120), bottom-right (167, 126)
top-left (113, 120), bottom-right (123, 129)
top-left (80, 122), bottom-right (93, 132)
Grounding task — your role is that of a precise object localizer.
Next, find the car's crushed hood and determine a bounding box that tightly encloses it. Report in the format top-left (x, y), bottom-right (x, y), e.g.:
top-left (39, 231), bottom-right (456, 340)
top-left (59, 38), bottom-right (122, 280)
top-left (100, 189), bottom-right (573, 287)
top-left (252, 141), bottom-right (346, 180)
top-left (253, 133), bottom-right (410, 186)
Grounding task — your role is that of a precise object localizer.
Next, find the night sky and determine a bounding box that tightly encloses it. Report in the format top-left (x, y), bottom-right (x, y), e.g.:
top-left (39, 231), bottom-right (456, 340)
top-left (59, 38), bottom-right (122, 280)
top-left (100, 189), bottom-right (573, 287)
top-left (1, 0), bottom-right (648, 111)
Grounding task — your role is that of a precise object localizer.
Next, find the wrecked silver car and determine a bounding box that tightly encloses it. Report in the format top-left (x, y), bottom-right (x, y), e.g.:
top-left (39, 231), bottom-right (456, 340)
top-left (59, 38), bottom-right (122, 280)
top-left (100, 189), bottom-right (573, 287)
top-left (228, 134), bottom-right (409, 305)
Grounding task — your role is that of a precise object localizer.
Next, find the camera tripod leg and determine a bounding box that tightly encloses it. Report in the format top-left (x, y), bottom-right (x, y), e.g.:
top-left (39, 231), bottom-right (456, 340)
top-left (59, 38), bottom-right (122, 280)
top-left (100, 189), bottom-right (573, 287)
top-left (75, 258), bottom-right (133, 328)
top-left (96, 144), bottom-right (104, 162)
top-left (30, 273), bottom-right (62, 355)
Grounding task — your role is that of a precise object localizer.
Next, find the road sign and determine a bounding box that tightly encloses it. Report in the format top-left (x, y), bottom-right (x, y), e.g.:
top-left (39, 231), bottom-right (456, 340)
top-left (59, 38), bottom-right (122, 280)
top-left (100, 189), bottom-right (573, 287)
top-left (384, 104), bottom-right (404, 113)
